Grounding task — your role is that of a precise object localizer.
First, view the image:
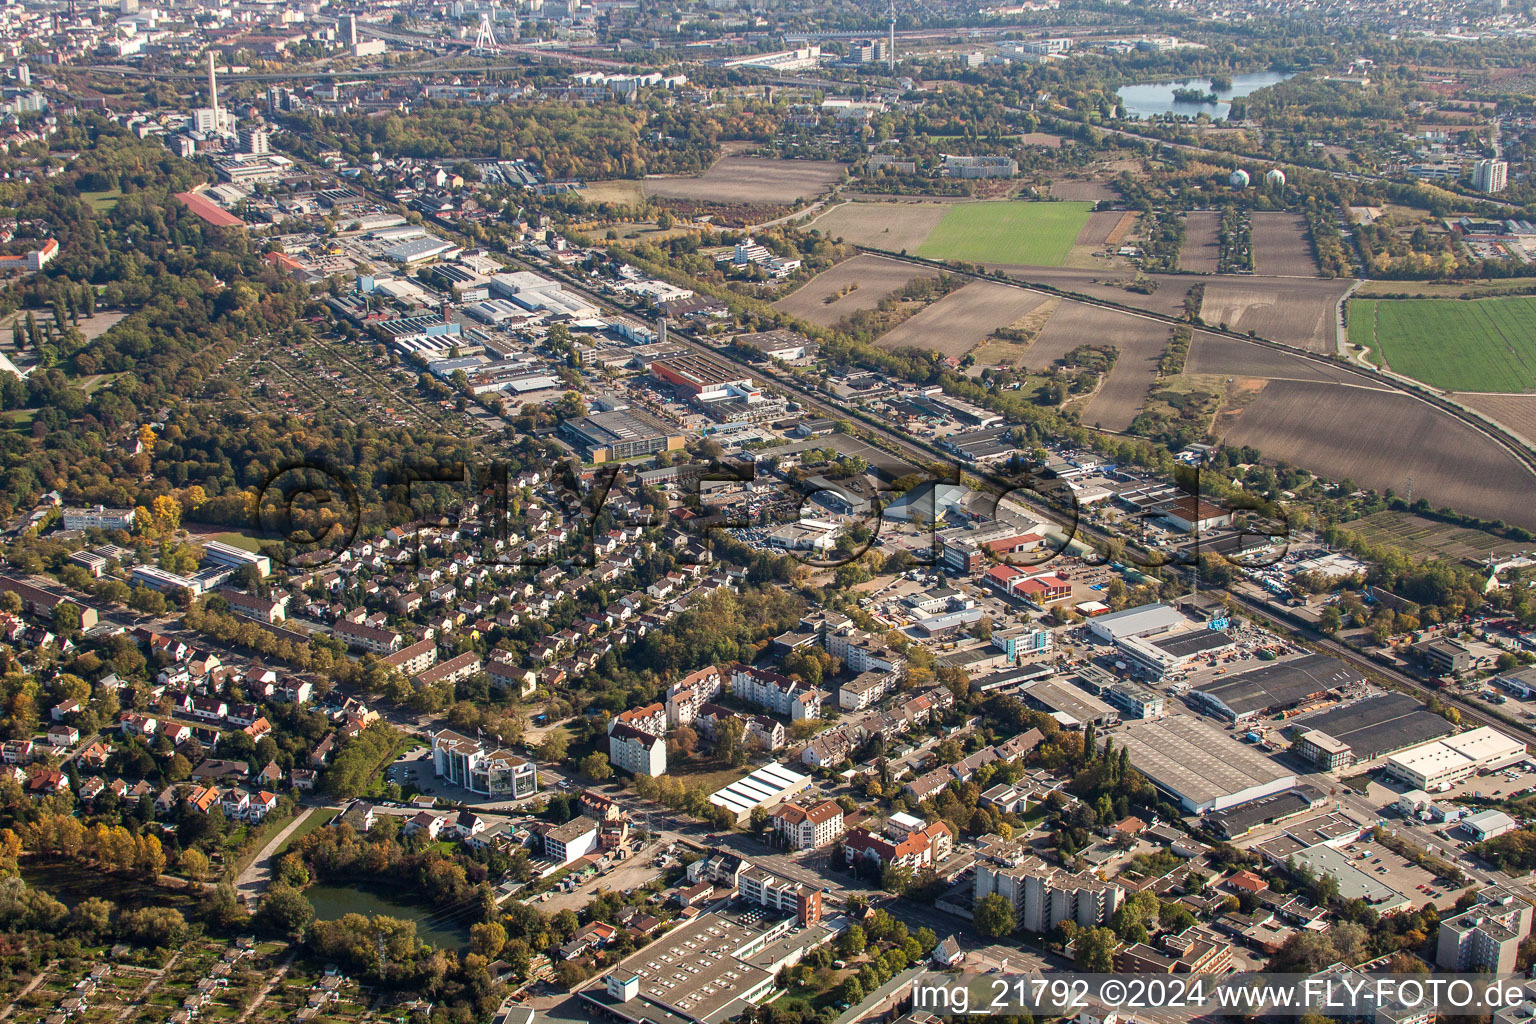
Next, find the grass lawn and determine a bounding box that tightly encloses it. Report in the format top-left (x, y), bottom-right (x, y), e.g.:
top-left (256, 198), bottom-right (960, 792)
top-left (669, 757), bottom-right (750, 793)
top-left (276, 807), bottom-right (337, 858)
top-left (81, 189), bottom-right (121, 212)
top-left (1350, 296), bottom-right (1536, 391)
top-left (205, 530), bottom-right (265, 552)
top-left (916, 200), bottom-right (1093, 266)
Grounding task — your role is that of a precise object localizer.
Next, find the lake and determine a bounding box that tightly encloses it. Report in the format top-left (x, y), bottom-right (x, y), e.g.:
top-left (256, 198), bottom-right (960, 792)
top-left (305, 883), bottom-right (473, 953)
top-left (1116, 71), bottom-right (1294, 120)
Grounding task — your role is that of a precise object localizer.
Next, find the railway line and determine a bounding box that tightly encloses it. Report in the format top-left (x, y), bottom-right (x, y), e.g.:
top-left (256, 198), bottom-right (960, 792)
top-left (1227, 588), bottom-right (1536, 748)
top-left (851, 247), bottom-right (1536, 485)
top-left (274, 147), bottom-right (1536, 756)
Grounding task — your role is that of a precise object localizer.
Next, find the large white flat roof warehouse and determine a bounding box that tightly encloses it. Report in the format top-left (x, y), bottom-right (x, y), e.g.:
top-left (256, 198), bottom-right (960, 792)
top-left (1115, 714), bottom-right (1297, 813)
top-left (709, 762), bottom-right (810, 821)
top-left (1088, 603), bottom-right (1187, 642)
top-left (1385, 726), bottom-right (1528, 790)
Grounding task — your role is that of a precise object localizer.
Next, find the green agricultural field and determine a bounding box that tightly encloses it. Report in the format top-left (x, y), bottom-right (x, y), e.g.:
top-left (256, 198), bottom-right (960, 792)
top-left (916, 200), bottom-right (1094, 266)
top-left (1350, 296), bottom-right (1536, 392)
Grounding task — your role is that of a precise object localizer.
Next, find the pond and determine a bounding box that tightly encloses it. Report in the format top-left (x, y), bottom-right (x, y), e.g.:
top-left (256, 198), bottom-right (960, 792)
top-left (1116, 71), bottom-right (1294, 120)
top-left (304, 883), bottom-right (474, 953)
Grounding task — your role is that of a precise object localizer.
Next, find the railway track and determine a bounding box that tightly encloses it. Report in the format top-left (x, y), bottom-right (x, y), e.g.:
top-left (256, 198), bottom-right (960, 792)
top-left (275, 149), bottom-right (1536, 750)
top-left (1228, 589), bottom-right (1536, 748)
top-left (852, 246), bottom-right (1536, 485)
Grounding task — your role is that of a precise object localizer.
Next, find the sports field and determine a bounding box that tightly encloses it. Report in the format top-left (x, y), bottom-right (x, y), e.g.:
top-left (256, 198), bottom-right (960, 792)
top-left (1350, 296), bottom-right (1536, 392)
top-left (916, 201), bottom-right (1094, 266)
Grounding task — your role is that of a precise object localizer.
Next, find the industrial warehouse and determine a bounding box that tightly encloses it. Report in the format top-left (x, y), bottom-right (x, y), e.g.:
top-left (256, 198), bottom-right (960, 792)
top-left (1290, 693), bottom-right (1456, 770)
top-left (1113, 714), bottom-right (1298, 813)
top-left (1191, 654), bottom-right (1367, 722)
top-left (1384, 726), bottom-right (1529, 790)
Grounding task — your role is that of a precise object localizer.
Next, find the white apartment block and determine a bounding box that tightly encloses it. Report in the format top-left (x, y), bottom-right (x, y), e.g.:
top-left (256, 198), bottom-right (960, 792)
top-left (614, 702), bottom-right (667, 738)
top-left (666, 665), bottom-right (724, 727)
top-left (972, 836), bottom-right (1124, 933)
top-left (772, 799), bottom-right (844, 850)
top-left (826, 627), bottom-right (902, 675)
top-left (730, 665), bottom-right (821, 720)
top-left (61, 505), bottom-right (136, 531)
top-left (608, 721), bottom-right (666, 776)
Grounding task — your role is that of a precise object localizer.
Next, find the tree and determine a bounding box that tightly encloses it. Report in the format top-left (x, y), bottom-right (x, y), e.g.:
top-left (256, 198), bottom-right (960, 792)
top-left (71, 897), bottom-right (113, 942)
top-left (255, 883), bottom-right (315, 940)
top-left (1073, 926), bottom-right (1118, 971)
top-left (150, 494), bottom-right (182, 535)
top-left (121, 906), bottom-right (188, 948)
top-left (669, 725), bottom-right (698, 761)
top-left (178, 848), bottom-right (211, 881)
top-left (470, 921), bottom-right (508, 959)
top-left (840, 923), bottom-right (867, 957)
top-left (716, 716), bottom-right (748, 768)
top-left (580, 752), bottom-right (613, 781)
top-left (52, 602), bottom-right (82, 634)
top-left (538, 730), bottom-right (569, 763)
top-left (974, 893), bottom-right (1016, 939)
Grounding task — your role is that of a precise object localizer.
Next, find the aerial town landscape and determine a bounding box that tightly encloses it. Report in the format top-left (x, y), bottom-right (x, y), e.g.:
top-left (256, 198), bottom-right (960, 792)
top-left (15, 0), bottom-right (1536, 1021)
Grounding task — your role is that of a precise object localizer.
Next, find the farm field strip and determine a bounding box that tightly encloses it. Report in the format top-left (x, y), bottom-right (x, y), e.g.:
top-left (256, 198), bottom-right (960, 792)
top-left (771, 254), bottom-right (938, 327)
top-left (1216, 378), bottom-right (1536, 529)
top-left (1200, 277), bottom-right (1353, 352)
top-left (1250, 211), bottom-right (1323, 277)
top-left (915, 201), bottom-right (1095, 266)
top-left (1179, 211), bottom-right (1221, 273)
top-left (642, 156), bottom-right (848, 205)
top-left (1019, 301), bottom-right (1170, 432)
top-left (1342, 509), bottom-right (1531, 564)
top-left (807, 201), bottom-right (950, 253)
top-left (1049, 180), bottom-right (1117, 202)
top-left (1457, 392), bottom-right (1536, 446)
top-left (874, 281), bottom-right (1051, 358)
top-left (1351, 296), bottom-right (1536, 392)
top-left (1183, 332), bottom-right (1362, 384)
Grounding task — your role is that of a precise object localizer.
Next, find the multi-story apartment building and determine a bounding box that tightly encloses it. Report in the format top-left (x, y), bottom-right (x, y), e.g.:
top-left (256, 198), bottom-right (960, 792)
top-left (614, 702), bottom-right (667, 738)
top-left (1437, 885), bottom-right (1533, 973)
top-left (1474, 158), bottom-right (1509, 194)
top-left (543, 815), bottom-right (599, 865)
top-left (843, 820), bottom-right (953, 871)
top-left (384, 638), bottom-right (438, 678)
top-left (666, 665), bottom-right (724, 727)
top-left (608, 721), bottom-right (666, 776)
top-left (827, 627), bottom-right (902, 676)
top-left (745, 715), bottom-right (786, 751)
top-left (416, 651), bottom-right (481, 688)
top-left (838, 669), bottom-right (900, 711)
top-left (971, 835), bottom-right (1124, 933)
top-left (737, 865), bottom-right (824, 926)
top-left (61, 505), bottom-right (136, 531)
top-left (333, 618), bottom-right (403, 655)
top-left (772, 800), bottom-right (844, 850)
top-left (729, 664), bottom-right (821, 720)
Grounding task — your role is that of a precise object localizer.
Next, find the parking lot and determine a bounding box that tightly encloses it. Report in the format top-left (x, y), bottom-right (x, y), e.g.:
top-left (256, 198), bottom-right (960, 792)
top-left (1341, 836), bottom-right (1476, 909)
top-left (536, 853), bottom-right (667, 914)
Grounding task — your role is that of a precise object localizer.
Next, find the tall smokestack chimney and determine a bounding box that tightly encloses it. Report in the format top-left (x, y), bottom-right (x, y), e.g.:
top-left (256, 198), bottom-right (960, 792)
top-left (207, 52), bottom-right (220, 132)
